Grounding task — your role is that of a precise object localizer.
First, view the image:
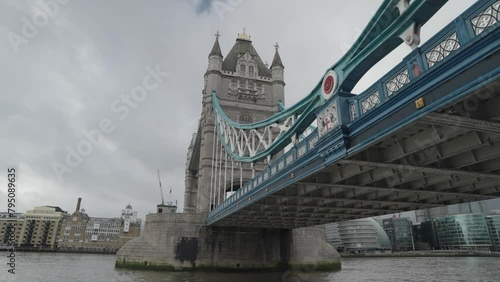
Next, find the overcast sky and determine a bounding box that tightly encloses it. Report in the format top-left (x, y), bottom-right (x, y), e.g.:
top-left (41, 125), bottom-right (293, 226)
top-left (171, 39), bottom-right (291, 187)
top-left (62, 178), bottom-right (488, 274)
top-left (2, 0), bottom-right (492, 220)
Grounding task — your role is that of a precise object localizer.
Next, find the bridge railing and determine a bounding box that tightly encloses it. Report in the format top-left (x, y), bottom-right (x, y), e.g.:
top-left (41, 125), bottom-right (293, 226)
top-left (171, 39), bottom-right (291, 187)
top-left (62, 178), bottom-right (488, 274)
top-left (350, 0), bottom-right (499, 122)
top-left (208, 0), bottom-right (500, 222)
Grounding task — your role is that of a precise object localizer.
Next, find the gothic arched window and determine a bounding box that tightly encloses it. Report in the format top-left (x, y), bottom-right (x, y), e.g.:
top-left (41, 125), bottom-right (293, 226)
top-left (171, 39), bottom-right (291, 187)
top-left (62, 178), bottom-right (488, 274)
top-left (240, 64), bottom-right (246, 75)
top-left (239, 113), bottom-right (253, 124)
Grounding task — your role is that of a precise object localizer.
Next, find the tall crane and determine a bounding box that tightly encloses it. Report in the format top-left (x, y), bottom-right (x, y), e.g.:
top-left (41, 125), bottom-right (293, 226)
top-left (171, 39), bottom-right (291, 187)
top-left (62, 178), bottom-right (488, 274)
top-left (157, 169), bottom-right (165, 205)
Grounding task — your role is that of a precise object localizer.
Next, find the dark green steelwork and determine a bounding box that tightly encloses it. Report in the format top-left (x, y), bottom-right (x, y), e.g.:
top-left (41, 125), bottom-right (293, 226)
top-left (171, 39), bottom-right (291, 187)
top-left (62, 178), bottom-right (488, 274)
top-left (212, 0), bottom-right (448, 163)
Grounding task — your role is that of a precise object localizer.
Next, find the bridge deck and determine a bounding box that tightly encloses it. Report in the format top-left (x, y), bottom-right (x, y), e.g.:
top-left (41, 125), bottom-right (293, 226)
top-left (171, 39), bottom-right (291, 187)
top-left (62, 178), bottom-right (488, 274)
top-left (207, 0), bottom-right (500, 228)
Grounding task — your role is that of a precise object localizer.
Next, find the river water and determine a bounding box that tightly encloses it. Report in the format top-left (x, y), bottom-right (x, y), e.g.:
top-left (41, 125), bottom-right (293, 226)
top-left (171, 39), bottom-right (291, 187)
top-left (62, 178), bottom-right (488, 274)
top-left (1, 253), bottom-right (499, 282)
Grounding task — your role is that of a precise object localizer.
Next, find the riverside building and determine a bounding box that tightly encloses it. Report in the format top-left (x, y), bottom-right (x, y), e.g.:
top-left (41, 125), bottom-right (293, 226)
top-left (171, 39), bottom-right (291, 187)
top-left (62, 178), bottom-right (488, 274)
top-left (486, 211), bottom-right (500, 251)
top-left (58, 197), bottom-right (90, 250)
top-left (57, 198), bottom-right (141, 252)
top-left (434, 213), bottom-right (492, 250)
top-left (19, 206), bottom-right (68, 250)
top-left (0, 212), bottom-right (24, 249)
top-left (383, 217), bottom-right (414, 251)
top-left (326, 218), bottom-right (392, 253)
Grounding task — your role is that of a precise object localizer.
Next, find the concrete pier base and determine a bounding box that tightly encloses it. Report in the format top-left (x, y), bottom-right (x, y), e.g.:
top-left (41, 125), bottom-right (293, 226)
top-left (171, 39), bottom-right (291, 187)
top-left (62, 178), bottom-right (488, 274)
top-left (115, 213), bottom-right (340, 271)
top-left (289, 227), bottom-right (342, 271)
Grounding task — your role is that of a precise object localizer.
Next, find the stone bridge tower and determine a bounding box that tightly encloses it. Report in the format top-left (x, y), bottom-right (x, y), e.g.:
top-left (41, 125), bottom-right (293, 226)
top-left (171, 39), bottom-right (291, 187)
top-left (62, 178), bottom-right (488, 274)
top-left (117, 31), bottom-right (340, 271)
top-left (184, 30), bottom-right (285, 213)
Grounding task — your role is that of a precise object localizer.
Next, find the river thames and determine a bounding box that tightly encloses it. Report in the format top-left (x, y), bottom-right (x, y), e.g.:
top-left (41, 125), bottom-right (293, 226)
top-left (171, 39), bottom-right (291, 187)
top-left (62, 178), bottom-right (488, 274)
top-left (1, 253), bottom-right (500, 282)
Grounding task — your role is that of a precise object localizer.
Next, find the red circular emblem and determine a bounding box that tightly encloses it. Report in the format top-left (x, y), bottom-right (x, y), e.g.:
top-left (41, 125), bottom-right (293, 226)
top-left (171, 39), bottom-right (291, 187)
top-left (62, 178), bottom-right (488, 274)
top-left (323, 75), bottom-right (334, 95)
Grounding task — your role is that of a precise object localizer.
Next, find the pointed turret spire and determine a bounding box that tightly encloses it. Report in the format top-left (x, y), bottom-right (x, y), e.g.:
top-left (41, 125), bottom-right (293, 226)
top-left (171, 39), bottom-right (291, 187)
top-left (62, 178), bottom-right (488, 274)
top-left (270, 42), bottom-right (284, 69)
top-left (209, 31), bottom-right (223, 58)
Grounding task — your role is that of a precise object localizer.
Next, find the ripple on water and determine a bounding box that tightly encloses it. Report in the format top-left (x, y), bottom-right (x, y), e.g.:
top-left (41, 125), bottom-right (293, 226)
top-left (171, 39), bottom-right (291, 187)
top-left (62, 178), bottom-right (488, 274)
top-left (1, 253), bottom-right (499, 282)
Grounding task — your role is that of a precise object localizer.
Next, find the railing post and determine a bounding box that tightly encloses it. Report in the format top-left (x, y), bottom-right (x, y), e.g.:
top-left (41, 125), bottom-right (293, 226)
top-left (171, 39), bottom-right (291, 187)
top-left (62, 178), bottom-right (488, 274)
top-left (337, 94), bottom-right (355, 126)
top-left (377, 80), bottom-right (386, 102)
top-left (454, 16), bottom-right (471, 46)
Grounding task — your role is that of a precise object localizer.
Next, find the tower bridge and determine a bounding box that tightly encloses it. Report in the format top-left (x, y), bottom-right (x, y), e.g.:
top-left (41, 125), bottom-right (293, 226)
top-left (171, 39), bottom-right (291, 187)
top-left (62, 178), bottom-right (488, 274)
top-left (117, 0), bottom-right (500, 271)
top-left (206, 0), bottom-right (500, 229)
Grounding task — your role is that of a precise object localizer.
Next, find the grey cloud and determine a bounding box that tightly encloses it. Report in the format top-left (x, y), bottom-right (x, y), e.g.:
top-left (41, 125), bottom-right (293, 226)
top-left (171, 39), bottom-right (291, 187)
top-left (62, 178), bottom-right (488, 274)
top-left (1, 0), bottom-right (491, 221)
top-left (196, 0), bottom-right (214, 14)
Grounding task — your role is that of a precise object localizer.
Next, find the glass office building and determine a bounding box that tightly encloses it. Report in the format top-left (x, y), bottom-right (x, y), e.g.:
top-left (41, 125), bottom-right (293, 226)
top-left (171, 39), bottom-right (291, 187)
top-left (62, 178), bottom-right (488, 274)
top-left (419, 220), bottom-right (440, 249)
top-left (325, 223), bottom-right (344, 251)
top-left (325, 218), bottom-right (391, 253)
top-left (434, 213), bottom-right (491, 250)
top-left (415, 206), bottom-right (449, 223)
top-left (382, 217), bottom-right (414, 251)
top-left (486, 214), bottom-right (500, 251)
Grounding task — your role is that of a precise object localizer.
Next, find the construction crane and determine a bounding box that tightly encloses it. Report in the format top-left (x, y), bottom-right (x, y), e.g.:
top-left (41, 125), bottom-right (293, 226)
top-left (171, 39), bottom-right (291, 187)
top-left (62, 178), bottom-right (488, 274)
top-left (157, 169), bottom-right (165, 205)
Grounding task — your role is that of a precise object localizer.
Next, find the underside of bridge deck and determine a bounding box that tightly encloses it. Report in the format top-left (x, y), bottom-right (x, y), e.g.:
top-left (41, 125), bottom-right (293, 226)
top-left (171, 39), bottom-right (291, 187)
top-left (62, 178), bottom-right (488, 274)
top-left (214, 81), bottom-right (500, 229)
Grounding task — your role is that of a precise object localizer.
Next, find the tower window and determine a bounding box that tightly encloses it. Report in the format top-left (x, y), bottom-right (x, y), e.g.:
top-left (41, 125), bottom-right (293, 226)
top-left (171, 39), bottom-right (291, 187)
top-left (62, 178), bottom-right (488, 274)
top-left (239, 113), bottom-right (253, 124)
top-left (249, 66), bottom-right (254, 77)
top-left (240, 64), bottom-right (246, 75)
top-left (256, 84), bottom-right (262, 94)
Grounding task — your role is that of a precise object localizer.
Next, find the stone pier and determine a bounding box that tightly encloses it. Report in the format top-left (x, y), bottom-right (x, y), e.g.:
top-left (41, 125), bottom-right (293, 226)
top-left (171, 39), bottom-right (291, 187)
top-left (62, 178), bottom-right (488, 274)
top-left (115, 212), bottom-right (340, 271)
